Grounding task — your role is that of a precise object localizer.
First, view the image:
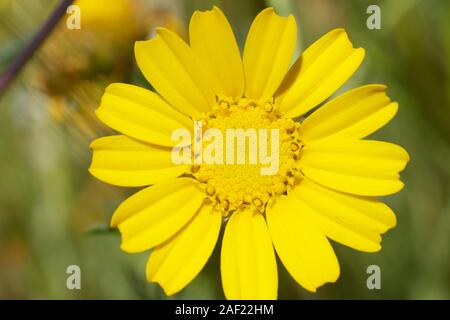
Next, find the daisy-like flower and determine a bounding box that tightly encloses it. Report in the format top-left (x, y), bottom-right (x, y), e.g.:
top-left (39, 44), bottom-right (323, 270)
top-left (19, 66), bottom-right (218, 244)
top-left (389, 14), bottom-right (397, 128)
top-left (89, 7), bottom-right (409, 299)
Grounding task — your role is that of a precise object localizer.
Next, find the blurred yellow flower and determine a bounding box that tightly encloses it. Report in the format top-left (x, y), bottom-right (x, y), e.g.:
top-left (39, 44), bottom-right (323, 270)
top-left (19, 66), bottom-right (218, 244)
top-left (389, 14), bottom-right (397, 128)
top-left (90, 6), bottom-right (409, 299)
top-left (37, 0), bottom-right (152, 95)
top-left (33, 0), bottom-right (184, 144)
top-left (74, 0), bottom-right (134, 27)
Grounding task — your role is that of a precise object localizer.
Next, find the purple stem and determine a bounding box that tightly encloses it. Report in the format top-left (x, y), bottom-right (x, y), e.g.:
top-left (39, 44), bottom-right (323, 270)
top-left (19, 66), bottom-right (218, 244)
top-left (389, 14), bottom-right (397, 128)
top-left (0, 0), bottom-right (74, 96)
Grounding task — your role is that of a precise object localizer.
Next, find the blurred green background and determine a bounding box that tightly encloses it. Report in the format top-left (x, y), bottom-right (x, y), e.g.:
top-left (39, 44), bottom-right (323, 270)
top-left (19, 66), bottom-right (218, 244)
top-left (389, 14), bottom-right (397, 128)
top-left (0, 0), bottom-right (448, 299)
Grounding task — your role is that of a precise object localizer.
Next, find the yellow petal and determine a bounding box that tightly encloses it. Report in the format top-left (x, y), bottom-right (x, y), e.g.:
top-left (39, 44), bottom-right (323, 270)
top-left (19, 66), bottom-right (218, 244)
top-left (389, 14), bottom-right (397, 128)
top-left (300, 140), bottom-right (410, 196)
top-left (266, 195), bottom-right (340, 292)
top-left (243, 7), bottom-right (297, 102)
top-left (189, 6), bottom-right (244, 100)
top-left (300, 85), bottom-right (398, 142)
top-left (147, 202), bottom-right (221, 296)
top-left (135, 28), bottom-right (216, 119)
top-left (277, 29), bottom-right (365, 118)
top-left (96, 83), bottom-right (192, 147)
top-left (89, 135), bottom-right (188, 187)
top-left (221, 209), bottom-right (277, 299)
top-left (290, 178), bottom-right (397, 252)
top-left (112, 178), bottom-right (204, 253)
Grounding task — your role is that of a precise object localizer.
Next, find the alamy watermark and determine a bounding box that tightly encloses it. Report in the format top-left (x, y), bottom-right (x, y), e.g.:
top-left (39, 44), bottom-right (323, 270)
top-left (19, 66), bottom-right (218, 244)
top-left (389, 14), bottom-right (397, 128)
top-left (171, 121), bottom-right (280, 176)
top-left (367, 5), bottom-right (381, 30)
top-left (66, 264), bottom-right (81, 290)
top-left (66, 5), bottom-right (81, 30)
top-left (366, 265), bottom-right (381, 290)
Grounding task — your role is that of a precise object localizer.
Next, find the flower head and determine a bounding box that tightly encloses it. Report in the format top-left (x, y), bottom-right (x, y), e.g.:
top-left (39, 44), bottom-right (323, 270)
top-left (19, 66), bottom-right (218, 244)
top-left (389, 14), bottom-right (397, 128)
top-left (90, 6), bottom-right (409, 299)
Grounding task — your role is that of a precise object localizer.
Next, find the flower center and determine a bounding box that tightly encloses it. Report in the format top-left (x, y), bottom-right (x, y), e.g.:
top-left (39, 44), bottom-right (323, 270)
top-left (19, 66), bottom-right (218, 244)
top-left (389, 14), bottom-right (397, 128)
top-left (190, 98), bottom-right (303, 216)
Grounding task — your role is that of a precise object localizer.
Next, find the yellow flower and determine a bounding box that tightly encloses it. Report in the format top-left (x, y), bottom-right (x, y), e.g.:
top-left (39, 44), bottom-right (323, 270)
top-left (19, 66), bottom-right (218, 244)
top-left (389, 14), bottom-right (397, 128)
top-left (89, 7), bottom-right (409, 299)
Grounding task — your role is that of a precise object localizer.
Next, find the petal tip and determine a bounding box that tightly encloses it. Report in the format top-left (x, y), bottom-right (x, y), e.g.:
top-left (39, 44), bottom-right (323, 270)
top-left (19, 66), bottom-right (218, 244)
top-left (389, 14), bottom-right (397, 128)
top-left (391, 214), bottom-right (398, 229)
top-left (87, 166), bottom-right (97, 177)
top-left (262, 6), bottom-right (275, 14)
top-left (93, 107), bottom-right (105, 123)
top-left (110, 212), bottom-right (121, 228)
top-left (362, 83), bottom-right (389, 94)
top-left (119, 239), bottom-right (144, 253)
top-left (155, 26), bottom-right (174, 38)
top-left (88, 139), bottom-right (98, 150)
top-left (134, 35), bottom-right (160, 57)
top-left (119, 241), bottom-right (132, 253)
top-left (149, 277), bottom-right (178, 296)
top-left (212, 5), bottom-right (225, 14)
top-left (104, 82), bottom-right (119, 93)
top-left (355, 46), bottom-right (366, 59)
top-left (134, 39), bottom-right (149, 52)
top-left (403, 147), bottom-right (411, 163)
top-left (193, 5), bottom-right (222, 15)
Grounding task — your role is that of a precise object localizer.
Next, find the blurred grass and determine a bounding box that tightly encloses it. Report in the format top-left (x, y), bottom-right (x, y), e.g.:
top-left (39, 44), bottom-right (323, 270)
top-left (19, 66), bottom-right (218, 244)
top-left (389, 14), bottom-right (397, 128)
top-left (0, 0), bottom-right (448, 299)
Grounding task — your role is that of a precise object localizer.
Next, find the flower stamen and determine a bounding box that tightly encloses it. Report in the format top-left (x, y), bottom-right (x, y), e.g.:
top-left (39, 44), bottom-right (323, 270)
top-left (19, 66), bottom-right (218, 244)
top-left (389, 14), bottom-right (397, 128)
top-left (192, 98), bottom-right (303, 215)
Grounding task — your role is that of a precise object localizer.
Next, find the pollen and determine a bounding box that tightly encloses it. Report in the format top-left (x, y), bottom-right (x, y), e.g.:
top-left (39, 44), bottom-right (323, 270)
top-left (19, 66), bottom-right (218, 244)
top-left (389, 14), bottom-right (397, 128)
top-left (193, 99), bottom-right (303, 215)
